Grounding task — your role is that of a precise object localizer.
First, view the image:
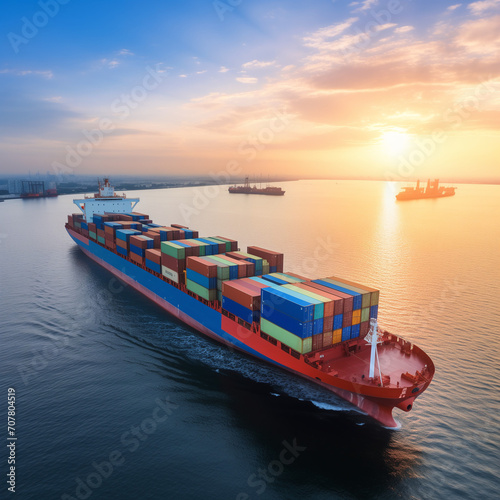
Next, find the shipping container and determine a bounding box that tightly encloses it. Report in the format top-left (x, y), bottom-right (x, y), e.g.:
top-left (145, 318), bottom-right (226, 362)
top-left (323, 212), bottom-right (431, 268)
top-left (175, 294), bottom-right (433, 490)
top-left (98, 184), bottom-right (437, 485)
top-left (261, 274), bottom-right (288, 286)
top-left (351, 323), bottom-right (361, 339)
top-left (325, 275), bottom-right (380, 307)
top-left (261, 287), bottom-right (315, 323)
top-left (334, 314), bottom-right (343, 331)
top-left (222, 280), bottom-right (261, 310)
top-left (213, 236), bottom-right (238, 252)
top-left (361, 307), bottom-right (370, 323)
top-left (323, 330), bottom-right (333, 348)
top-left (360, 321), bottom-right (370, 336)
top-left (186, 268), bottom-right (217, 289)
top-left (352, 309), bottom-right (361, 325)
top-left (130, 244), bottom-right (145, 257)
top-left (323, 315), bottom-right (334, 332)
top-left (222, 296), bottom-right (259, 324)
top-left (161, 241), bottom-right (186, 260)
top-left (283, 283), bottom-right (334, 317)
top-left (145, 259), bottom-right (161, 274)
top-left (186, 256), bottom-right (218, 278)
top-left (311, 333), bottom-right (323, 351)
top-left (342, 326), bottom-right (351, 342)
top-left (162, 265), bottom-right (180, 283)
top-left (202, 256), bottom-right (231, 280)
top-left (299, 282), bottom-right (345, 315)
top-left (261, 306), bottom-right (313, 338)
top-left (342, 310), bottom-right (353, 328)
top-left (370, 305), bottom-right (378, 319)
top-left (260, 319), bottom-right (312, 354)
top-left (246, 246), bottom-right (284, 272)
top-left (116, 246), bottom-right (128, 257)
top-left (145, 249), bottom-right (162, 265)
top-left (186, 279), bottom-right (217, 301)
top-left (311, 280), bottom-right (354, 313)
top-left (161, 254), bottom-right (185, 273)
top-left (209, 255), bottom-right (239, 280)
top-left (130, 252), bottom-right (145, 266)
top-left (333, 329), bottom-right (342, 344)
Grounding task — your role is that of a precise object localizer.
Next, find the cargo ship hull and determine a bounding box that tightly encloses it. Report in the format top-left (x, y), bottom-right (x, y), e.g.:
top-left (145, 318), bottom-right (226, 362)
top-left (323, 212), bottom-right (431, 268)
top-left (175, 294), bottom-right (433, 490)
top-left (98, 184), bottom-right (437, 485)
top-left (67, 226), bottom-right (434, 428)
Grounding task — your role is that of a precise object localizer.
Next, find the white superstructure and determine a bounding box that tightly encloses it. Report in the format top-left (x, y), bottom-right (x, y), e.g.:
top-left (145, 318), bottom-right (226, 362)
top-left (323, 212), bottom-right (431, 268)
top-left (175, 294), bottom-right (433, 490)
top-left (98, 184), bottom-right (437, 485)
top-left (73, 178), bottom-right (139, 221)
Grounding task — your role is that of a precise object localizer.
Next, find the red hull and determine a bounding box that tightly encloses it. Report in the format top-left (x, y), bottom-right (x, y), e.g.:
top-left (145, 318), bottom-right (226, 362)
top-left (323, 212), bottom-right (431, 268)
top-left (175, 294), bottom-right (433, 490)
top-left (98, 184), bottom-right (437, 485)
top-left (67, 226), bottom-right (435, 428)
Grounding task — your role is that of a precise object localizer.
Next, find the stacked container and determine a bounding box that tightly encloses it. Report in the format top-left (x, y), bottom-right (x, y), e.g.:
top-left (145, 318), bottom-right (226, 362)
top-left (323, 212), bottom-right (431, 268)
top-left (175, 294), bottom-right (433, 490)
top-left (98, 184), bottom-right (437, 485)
top-left (161, 241), bottom-right (186, 283)
top-left (129, 235), bottom-right (154, 266)
top-left (247, 246), bottom-right (284, 273)
top-left (185, 256), bottom-right (218, 301)
top-left (115, 229), bottom-right (142, 257)
top-left (221, 280), bottom-right (261, 324)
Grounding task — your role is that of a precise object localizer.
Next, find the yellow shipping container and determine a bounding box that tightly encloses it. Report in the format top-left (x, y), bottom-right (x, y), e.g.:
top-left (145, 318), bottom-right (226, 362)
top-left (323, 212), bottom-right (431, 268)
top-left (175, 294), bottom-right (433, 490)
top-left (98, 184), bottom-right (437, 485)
top-left (352, 309), bottom-right (361, 324)
top-left (333, 329), bottom-right (342, 344)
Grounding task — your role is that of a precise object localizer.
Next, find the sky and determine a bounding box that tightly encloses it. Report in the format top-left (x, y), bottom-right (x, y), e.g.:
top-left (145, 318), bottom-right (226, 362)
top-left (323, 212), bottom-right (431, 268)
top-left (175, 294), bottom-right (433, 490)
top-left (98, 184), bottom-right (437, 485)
top-left (1, 0), bottom-right (499, 182)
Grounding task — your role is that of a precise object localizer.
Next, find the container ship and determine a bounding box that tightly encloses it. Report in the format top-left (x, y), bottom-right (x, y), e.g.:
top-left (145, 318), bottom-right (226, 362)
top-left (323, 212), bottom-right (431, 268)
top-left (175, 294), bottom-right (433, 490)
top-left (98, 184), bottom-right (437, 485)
top-left (229, 177), bottom-right (285, 196)
top-left (396, 179), bottom-right (456, 201)
top-left (66, 179), bottom-right (434, 428)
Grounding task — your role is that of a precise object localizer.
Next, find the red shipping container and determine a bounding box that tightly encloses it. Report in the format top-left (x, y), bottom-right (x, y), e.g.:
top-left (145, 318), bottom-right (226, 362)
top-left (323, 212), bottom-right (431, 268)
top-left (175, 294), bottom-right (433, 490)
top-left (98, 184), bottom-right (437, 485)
top-left (299, 282), bottom-right (344, 316)
top-left (161, 253), bottom-right (185, 273)
top-left (305, 281), bottom-right (352, 314)
top-left (130, 252), bottom-right (145, 266)
top-left (88, 223), bottom-right (97, 232)
top-left (191, 231), bottom-right (199, 238)
top-left (312, 333), bottom-right (323, 351)
top-left (323, 315), bottom-right (334, 332)
top-left (222, 281), bottom-right (260, 310)
top-left (116, 238), bottom-right (128, 250)
top-left (145, 249), bottom-right (162, 265)
top-left (97, 229), bottom-right (105, 238)
top-left (161, 227), bottom-right (181, 240)
top-left (176, 240), bottom-right (199, 257)
top-left (360, 321), bottom-right (370, 336)
top-left (343, 310), bottom-right (353, 328)
top-left (186, 256), bottom-right (217, 278)
top-left (145, 232), bottom-right (161, 248)
top-left (214, 236), bottom-right (238, 252)
top-left (130, 235), bottom-right (148, 249)
top-left (247, 246), bottom-right (284, 270)
top-left (171, 223), bottom-right (189, 229)
top-left (105, 240), bottom-right (116, 250)
top-left (67, 215), bottom-right (73, 226)
top-left (81, 229), bottom-right (89, 238)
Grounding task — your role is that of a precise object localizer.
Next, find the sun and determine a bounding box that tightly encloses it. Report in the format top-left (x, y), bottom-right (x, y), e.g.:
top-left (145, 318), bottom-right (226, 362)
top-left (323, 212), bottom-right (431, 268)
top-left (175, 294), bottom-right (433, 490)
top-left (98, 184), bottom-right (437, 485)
top-left (380, 131), bottom-right (411, 156)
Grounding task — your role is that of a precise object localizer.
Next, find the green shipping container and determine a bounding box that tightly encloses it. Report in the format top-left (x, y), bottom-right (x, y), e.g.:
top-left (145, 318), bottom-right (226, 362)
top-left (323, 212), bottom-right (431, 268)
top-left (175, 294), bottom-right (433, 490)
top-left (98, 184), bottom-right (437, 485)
top-left (361, 307), bottom-right (370, 323)
top-left (260, 319), bottom-right (312, 354)
top-left (161, 241), bottom-right (186, 259)
top-left (186, 279), bottom-right (217, 301)
top-left (97, 236), bottom-right (106, 244)
top-left (208, 236), bottom-right (231, 252)
top-left (89, 231), bottom-right (97, 240)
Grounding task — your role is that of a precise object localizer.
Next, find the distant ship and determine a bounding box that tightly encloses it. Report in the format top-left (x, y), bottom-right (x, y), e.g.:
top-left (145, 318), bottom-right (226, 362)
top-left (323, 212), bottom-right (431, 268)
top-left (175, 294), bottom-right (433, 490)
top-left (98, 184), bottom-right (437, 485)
top-left (229, 177), bottom-right (285, 196)
top-left (396, 179), bottom-right (456, 201)
top-left (20, 180), bottom-right (58, 199)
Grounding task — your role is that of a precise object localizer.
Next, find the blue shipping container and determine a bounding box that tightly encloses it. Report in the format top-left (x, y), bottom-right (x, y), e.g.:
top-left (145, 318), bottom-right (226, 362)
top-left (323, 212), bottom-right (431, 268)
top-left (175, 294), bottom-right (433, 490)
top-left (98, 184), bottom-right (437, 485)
top-left (130, 244), bottom-right (145, 257)
top-left (262, 274), bottom-right (288, 286)
top-left (342, 326), bottom-right (351, 342)
top-left (370, 305), bottom-right (378, 319)
top-left (313, 279), bottom-right (362, 309)
top-left (186, 269), bottom-right (217, 290)
top-left (261, 305), bottom-right (313, 338)
top-left (261, 287), bottom-right (315, 323)
top-left (313, 318), bottom-right (324, 335)
top-left (116, 246), bottom-right (128, 257)
top-left (333, 314), bottom-right (343, 330)
top-left (145, 259), bottom-right (161, 274)
top-left (222, 296), bottom-right (258, 324)
top-left (351, 323), bottom-right (360, 339)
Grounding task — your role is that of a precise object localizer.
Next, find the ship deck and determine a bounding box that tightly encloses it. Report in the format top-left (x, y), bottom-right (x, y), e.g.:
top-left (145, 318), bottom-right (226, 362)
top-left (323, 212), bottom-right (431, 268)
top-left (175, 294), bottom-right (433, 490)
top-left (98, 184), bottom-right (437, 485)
top-left (306, 337), bottom-right (431, 389)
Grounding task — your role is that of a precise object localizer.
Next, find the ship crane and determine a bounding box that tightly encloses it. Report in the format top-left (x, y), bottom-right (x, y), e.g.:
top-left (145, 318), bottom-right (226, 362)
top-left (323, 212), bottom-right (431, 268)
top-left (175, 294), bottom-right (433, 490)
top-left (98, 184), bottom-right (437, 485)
top-left (364, 318), bottom-right (384, 384)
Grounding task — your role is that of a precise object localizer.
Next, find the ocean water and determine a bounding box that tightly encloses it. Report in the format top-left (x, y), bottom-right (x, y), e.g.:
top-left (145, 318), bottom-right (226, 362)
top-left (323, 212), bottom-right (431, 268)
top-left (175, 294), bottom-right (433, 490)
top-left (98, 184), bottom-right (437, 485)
top-left (0, 180), bottom-right (499, 500)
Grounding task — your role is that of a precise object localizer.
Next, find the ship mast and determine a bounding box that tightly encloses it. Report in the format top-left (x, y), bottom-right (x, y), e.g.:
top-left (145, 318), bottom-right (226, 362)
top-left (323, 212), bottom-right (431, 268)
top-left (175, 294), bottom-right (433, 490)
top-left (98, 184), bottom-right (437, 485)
top-left (366, 318), bottom-right (383, 382)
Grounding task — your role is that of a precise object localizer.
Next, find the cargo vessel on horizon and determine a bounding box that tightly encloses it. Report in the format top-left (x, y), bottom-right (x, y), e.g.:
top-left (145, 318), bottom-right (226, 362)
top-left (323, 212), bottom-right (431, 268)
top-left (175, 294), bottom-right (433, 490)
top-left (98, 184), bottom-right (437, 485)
top-left (229, 177), bottom-right (285, 196)
top-left (396, 179), bottom-right (456, 201)
top-left (66, 179), bottom-right (434, 428)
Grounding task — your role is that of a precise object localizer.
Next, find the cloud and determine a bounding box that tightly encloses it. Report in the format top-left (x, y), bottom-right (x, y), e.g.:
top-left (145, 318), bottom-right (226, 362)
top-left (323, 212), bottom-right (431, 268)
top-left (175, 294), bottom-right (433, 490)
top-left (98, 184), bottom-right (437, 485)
top-left (219, 66), bottom-right (229, 73)
top-left (394, 26), bottom-right (414, 34)
top-left (236, 77), bottom-right (258, 84)
top-left (351, 0), bottom-right (379, 13)
top-left (468, 0), bottom-right (500, 15)
top-left (447, 4), bottom-right (462, 11)
top-left (455, 15), bottom-right (500, 52)
top-left (242, 60), bottom-right (276, 69)
top-left (118, 49), bottom-right (134, 56)
top-left (0, 69), bottom-right (53, 79)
